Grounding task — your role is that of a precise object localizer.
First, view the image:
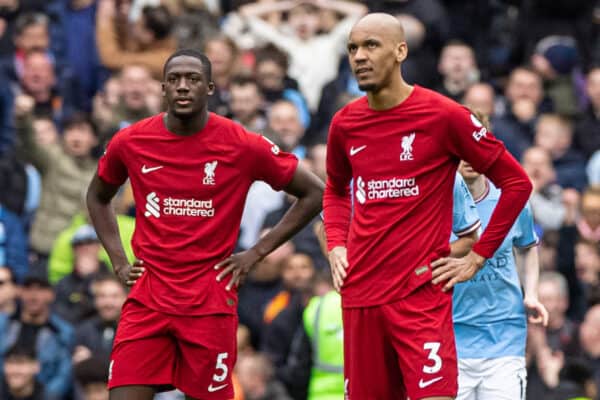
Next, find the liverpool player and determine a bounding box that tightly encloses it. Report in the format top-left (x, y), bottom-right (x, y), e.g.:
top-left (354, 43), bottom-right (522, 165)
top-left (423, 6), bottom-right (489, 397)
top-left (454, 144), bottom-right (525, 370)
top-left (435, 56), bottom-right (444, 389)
top-left (87, 49), bottom-right (323, 400)
top-left (323, 13), bottom-right (532, 400)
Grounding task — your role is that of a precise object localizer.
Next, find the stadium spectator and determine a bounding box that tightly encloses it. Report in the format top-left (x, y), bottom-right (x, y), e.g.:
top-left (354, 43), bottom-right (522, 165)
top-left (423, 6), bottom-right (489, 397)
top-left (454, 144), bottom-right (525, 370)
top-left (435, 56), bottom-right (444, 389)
top-left (238, 0), bottom-right (367, 111)
top-left (53, 224), bottom-right (107, 324)
top-left (253, 45), bottom-right (310, 129)
top-left (95, 0), bottom-right (176, 79)
top-left (522, 146), bottom-right (575, 231)
top-left (93, 65), bottom-right (156, 145)
top-left (205, 34), bottom-right (241, 116)
top-left (436, 40), bottom-right (479, 102)
top-left (236, 353), bottom-right (292, 400)
top-left (575, 66), bottom-right (600, 159)
top-left (0, 266), bottom-right (18, 315)
top-left (0, 344), bottom-right (46, 400)
top-left (73, 275), bottom-right (125, 365)
top-left (534, 113), bottom-right (587, 191)
top-left (0, 275), bottom-right (74, 400)
top-left (267, 100), bottom-right (306, 157)
top-left (493, 66), bottom-right (551, 160)
top-left (15, 96), bottom-right (97, 273)
top-left (73, 356), bottom-right (109, 400)
top-left (229, 75), bottom-right (267, 132)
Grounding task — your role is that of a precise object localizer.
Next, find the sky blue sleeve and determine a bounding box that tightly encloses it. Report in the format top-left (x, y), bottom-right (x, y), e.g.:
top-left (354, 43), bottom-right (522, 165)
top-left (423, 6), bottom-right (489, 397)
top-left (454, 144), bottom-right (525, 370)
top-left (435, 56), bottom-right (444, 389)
top-left (513, 202), bottom-right (539, 248)
top-left (452, 174), bottom-right (480, 236)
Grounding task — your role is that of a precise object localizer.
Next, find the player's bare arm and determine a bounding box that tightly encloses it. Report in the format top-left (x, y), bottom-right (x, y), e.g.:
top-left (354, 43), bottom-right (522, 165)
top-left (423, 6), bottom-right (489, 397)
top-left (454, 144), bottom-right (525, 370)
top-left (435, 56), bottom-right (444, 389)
top-left (515, 245), bottom-right (549, 326)
top-left (87, 174), bottom-right (144, 286)
top-left (215, 164), bottom-right (324, 290)
top-left (449, 229), bottom-right (478, 258)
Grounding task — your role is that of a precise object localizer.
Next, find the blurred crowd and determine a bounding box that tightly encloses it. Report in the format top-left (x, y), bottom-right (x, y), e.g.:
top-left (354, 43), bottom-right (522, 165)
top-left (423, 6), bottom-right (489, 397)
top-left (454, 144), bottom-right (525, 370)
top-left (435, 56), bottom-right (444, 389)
top-left (0, 0), bottom-right (599, 399)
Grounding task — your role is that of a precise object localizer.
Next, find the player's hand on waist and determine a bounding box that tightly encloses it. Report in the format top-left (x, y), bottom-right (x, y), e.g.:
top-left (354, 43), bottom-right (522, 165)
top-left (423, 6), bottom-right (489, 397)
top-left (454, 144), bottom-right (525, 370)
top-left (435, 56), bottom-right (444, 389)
top-left (115, 259), bottom-right (145, 287)
top-left (328, 246), bottom-right (348, 292)
top-left (431, 250), bottom-right (485, 292)
top-left (215, 248), bottom-right (262, 291)
top-left (524, 296), bottom-right (549, 326)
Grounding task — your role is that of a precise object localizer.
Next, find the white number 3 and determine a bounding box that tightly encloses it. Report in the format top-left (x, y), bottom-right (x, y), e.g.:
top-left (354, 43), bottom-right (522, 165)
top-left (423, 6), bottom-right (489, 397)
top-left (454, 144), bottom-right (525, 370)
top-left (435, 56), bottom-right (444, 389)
top-left (212, 352), bottom-right (229, 382)
top-left (422, 342), bottom-right (442, 374)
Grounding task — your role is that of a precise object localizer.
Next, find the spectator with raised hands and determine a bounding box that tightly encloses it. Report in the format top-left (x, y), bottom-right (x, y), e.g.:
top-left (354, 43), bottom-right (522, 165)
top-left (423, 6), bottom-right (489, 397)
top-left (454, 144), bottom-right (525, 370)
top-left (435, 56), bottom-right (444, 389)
top-left (238, 0), bottom-right (367, 112)
top-left (15, 95), bottom-right (97, 273)
top-left (95, 0), bottom-right (176, 79)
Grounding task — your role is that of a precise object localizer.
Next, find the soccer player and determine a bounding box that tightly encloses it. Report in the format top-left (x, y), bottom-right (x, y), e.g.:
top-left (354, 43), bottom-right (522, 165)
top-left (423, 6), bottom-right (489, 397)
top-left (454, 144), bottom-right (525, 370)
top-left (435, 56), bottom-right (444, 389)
top-left (86, 49), bottom-right (324, 400)
top-left (453, 115), bottom-right (548, 400)
top-left (323, 13), bottom-right (533, 400)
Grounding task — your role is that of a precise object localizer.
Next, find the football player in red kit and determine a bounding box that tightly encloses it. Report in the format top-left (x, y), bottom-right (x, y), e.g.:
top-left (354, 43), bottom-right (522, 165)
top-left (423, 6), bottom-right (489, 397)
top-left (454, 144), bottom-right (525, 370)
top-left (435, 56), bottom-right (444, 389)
top-left (87, 49), bottom-right (323, 400)
top-left (323, 14), bottom-right (532, 400)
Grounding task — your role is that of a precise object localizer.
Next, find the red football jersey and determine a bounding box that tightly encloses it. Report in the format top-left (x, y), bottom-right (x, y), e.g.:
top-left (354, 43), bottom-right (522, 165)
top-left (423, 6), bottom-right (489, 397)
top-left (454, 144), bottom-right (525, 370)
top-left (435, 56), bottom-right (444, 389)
top-left (324, 86), bottom-right (506, 307)
top-left (98, 113), bottom-right (298, 315)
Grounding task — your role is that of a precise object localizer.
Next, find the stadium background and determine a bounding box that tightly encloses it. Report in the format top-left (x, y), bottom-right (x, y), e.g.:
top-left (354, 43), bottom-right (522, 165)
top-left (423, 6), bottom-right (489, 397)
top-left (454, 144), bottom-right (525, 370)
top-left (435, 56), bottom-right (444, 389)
top-left (0, 0), bottom-right (599, 399)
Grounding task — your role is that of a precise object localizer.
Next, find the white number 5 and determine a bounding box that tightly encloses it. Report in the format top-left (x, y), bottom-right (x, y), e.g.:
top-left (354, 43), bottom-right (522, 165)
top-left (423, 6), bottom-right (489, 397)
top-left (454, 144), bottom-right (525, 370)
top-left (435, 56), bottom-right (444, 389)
top-left (212, 352), bottom-right (229, 382)
top-left (422, 342), bottom-right (442, 374)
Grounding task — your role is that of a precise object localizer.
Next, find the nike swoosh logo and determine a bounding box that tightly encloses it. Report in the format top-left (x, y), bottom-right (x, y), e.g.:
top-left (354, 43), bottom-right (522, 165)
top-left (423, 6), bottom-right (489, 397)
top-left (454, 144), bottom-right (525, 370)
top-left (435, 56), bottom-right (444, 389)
top-left (418, 376), bottom-right (443, 388)
top-left (207, 383), bottom-right (228, 392)
top-left (141, 165), bottom-right (163, 174)
top-left (349, 145), bottom-right (367, 156)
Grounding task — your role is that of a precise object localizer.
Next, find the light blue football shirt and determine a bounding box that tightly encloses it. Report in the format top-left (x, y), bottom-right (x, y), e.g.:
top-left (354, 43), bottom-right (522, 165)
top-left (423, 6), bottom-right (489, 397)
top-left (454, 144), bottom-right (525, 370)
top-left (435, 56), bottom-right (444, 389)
top-left (453, 180), bottom-right (538, 359)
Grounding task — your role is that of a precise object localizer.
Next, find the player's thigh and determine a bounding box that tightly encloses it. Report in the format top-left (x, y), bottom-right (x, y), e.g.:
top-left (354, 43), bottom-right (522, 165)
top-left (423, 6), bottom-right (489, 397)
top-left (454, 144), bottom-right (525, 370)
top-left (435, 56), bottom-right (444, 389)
top-left (171, 313), bottom-right (238, 400)
top-left (456, 359), bottom-right (483, 400)
top-left (384, 283), bottom-right (458, 400)
top-left (342, 306), bottom-right (406, 400)
top-left (477, 357), bottom-right (526, 400)
top-left (109, 300), bottom-right (175, 389)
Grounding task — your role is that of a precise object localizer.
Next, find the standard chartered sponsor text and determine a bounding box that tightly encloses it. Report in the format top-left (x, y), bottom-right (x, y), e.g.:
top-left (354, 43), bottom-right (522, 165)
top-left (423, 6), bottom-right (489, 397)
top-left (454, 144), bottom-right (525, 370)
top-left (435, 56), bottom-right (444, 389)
top-left (163, 197), bottom-right (214, 217)
top-left (367, 177), bottom-right (419, 200)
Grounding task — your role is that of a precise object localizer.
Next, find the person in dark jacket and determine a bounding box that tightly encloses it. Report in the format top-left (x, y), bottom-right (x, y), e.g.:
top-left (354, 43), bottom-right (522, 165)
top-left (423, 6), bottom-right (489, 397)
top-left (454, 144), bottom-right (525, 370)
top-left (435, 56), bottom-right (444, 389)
top-left (73, 274), bottom-right (126, 364)
top-left (53, 224), bottom-right (108, 324)
top-left (0, 344), bottom-right (46, 400)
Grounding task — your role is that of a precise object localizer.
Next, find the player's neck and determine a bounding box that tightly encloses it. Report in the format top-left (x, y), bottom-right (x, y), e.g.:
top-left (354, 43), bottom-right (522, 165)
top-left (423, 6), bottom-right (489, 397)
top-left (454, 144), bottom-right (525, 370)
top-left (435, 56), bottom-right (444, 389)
top-left (367, 79), bottom-right (413, 111)
top-left (466, 176), bottom-right (488, 201)
top-left (164, 110), bottom-right (210, 136)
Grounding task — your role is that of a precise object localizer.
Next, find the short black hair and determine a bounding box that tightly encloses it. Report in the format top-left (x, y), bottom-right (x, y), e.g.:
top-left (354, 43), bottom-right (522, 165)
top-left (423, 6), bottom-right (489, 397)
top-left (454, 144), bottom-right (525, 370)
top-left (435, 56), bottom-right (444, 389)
top-left (142, 5), bottom-right (172, 40)
top-left (5, 344), bottom-right (37, 361)
top-left (74, 356), bottom-right (110, 386)
top-left (15, 13), bottom-right (49, 36)
top-left (63, 112), bottom-right (97, 136)
top-left (230, 75), bottom-right (259, 88)
top-left (254, 44), bottom-right (289, 71)
top-left (163, 49), bottom-right (212, 81)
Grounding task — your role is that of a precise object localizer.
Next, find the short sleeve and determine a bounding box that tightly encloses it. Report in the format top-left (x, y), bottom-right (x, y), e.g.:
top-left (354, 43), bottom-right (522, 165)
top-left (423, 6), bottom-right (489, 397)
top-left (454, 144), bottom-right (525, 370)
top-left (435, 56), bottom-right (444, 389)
top-left (97, 131), bottom-right (128, 186)
top-left (248, 133), bottom-right (298, 191)
top-left (446, 105), bottom-right (505, 174)
top-left (513, 203), bottom-right (539, 248)
top-left (452, 174), bottom-right (480, 236)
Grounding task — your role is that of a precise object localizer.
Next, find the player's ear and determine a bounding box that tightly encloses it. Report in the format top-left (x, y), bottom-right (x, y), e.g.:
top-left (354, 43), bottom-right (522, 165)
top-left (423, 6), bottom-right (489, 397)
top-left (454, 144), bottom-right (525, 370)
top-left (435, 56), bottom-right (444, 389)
top-left (161, 82), bottom-right (166, 97)
top-left (396, 41), bottom-right (408, 63)
top-left (207, 81), bottom-right (215, 96)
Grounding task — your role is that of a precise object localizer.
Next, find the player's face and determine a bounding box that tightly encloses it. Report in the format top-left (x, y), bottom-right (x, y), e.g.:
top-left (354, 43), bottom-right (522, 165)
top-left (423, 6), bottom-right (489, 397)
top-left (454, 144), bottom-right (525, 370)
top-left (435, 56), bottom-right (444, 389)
top-left (458, 161), bottom-right (480, 182)
top-left (163, 56), bottom-right (214, 119)
top-left (347, 27), bottom-right (406, 92)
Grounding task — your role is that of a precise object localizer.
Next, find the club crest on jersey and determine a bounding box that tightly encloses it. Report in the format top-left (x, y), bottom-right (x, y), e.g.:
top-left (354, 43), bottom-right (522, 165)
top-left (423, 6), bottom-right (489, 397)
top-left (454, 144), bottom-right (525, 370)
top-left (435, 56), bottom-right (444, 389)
top-left (400, 132), bottom-right (415, 161)
top-left (203, 161), bottom-right (218, 185)
top-left (471, 114), bottom-right (487, 142)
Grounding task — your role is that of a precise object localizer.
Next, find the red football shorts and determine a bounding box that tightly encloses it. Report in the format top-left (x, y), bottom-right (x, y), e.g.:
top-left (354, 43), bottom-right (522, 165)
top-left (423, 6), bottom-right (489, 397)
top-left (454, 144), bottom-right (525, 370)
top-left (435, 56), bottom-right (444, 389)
top-left (342, 282), bottom-right (458, 400)
top-left (108, 299), bottom-right (237, 399)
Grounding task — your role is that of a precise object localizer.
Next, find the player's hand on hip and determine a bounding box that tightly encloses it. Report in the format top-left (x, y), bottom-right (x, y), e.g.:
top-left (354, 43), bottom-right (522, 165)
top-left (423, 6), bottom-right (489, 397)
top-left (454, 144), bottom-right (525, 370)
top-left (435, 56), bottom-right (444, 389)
top-left (524, 296), bottom-right (549, 326)
top-left (431, 250), bottom-right (485, 292)
top-left (215, 248), bottom-right (262, 291)
top-left (115, 259), bottom-right (145, 287)
top-left (328, 246), bottom-right (348, 292)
